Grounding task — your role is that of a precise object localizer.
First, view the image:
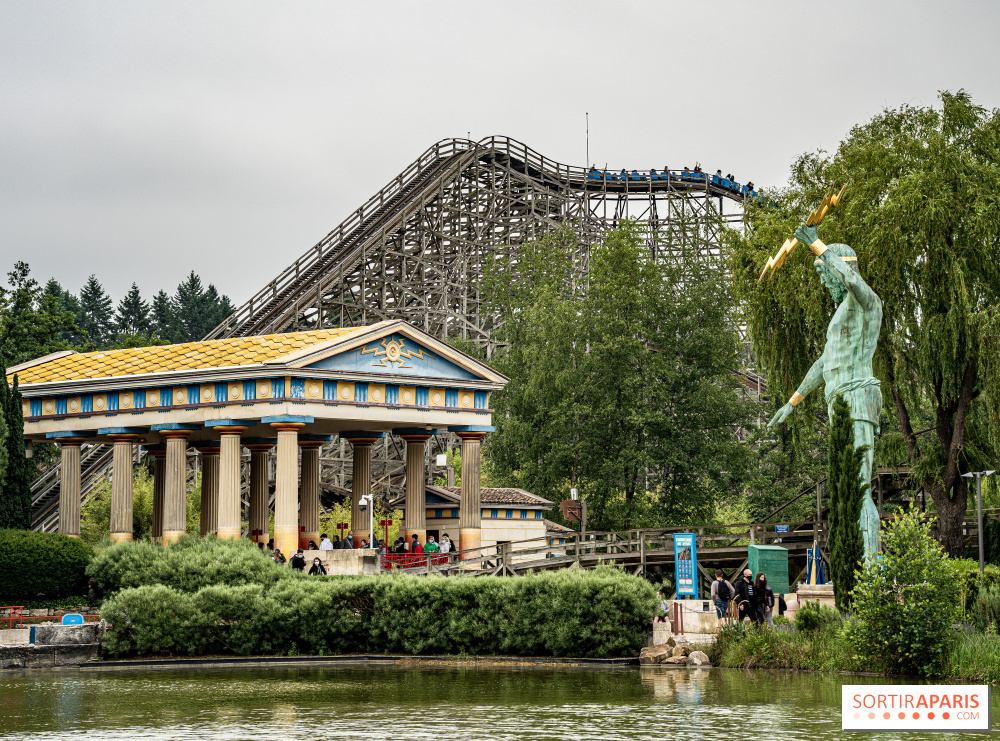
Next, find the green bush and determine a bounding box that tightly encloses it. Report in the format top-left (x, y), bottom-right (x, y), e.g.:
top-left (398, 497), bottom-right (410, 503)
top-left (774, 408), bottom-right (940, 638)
top-left (87, 535), bottom-right (288, 594)
top-left (0, 529), bottom-right (93, 598)
top-left (850, 510), bottom-right (961, 676)
top-left (968, 584), bottom-right (1000, 632)
top-left (953, 558), bottom-right (1000, 616)
top-left (796, 600), bottom-right (843, 633)
top-left (100, 566), bottom-right (657, 659)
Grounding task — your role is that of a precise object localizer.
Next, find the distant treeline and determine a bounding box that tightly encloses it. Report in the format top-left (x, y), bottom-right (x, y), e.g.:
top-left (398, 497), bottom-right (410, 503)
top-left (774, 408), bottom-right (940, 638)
top-left (44, 271), bottom-right (234, 350)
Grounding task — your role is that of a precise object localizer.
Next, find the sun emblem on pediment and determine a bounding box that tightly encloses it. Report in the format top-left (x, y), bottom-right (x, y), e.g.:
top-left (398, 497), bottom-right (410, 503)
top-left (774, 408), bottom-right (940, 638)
top-left (361, 337), bottom-right (428, 368)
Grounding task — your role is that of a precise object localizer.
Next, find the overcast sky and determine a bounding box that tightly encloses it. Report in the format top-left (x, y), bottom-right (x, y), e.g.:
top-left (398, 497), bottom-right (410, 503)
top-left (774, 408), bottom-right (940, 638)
top-left (2, 1), bottom-right (998, 306)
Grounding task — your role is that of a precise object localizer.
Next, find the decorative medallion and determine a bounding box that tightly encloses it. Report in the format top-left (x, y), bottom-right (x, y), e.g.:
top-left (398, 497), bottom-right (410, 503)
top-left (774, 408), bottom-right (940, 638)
top-left (361, 336), bottom-right (428, 368)
top-left (95, 397), bottom-right (105, 411)
top-left (22, 401), bottom-right (29, 416)
top-left (69, 399), bottom-right (78, 412)
top-left (202, 387), bottom-right (212, 401)
top-left (309, 383), bottom-right (320, 398)
top-left (371, 388), bottom-right (383, 401)
top-left (432, 392), bottom-right (442, 405)
top-left (149, 391), bottom-right (159, 405)
top-left (121, 393), bottom-right (132, 408)
top-left (341, 386), bottom-right (351, 400)
top-left (258, 382), bottom-right (269, 396)
top-left (175, 390), bottom-right (185, 404)
top-left (462, 393), bottom-right (472, 407)
top-left (44, 400), bottom-right (53, 414)
top-left (230, 384), bottom-right (241, 400)
top-left (402, 390), bottom-right (412, 403)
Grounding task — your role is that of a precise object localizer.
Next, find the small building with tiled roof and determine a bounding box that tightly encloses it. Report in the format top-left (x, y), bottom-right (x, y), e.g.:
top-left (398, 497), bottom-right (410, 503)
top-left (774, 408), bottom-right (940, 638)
top-left (10, 320), bottom-right (507, 560)
top-left (389, 484), bottom-right (568, 556)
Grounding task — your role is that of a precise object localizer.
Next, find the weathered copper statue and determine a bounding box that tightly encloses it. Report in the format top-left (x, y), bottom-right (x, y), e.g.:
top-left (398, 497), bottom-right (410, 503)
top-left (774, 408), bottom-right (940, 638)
top-left (763, 192), bottom-right (883, 560)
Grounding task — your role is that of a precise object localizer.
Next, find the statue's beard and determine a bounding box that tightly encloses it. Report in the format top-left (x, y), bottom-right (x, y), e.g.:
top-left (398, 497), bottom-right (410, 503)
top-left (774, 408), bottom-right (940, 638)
top-left (828, 282), bottom-right (848, 303)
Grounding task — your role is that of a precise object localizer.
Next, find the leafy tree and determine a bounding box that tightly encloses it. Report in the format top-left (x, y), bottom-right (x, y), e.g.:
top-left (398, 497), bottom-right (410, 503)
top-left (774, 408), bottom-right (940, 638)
top-left (850, 509), bottom-right (960, 676)
top-left (80, 466), bottom-right (156, 545)
top-left (485, 223), bottom-right (752, 530)
top-left (115, 282), bottom-right (151, 338)
top-left (827, 394), bottom-right (866, 611)
top-left (77, 274), bottom-right (114, 346)
top-left (0, 371), bottom-right (31, 529)
top-left (727, 90), bottom-right (1000, 556)
top-left (0, 262), bottom-right (78, 368)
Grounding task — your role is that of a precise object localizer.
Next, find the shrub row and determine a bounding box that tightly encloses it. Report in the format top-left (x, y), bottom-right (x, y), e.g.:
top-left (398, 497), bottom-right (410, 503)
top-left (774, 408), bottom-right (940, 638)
top-left (87, 535), bottom-right (285, 594)
top-left (101, 566), bottom-right (657, 659)
top-left (0, 529), bottom-right (93, 599)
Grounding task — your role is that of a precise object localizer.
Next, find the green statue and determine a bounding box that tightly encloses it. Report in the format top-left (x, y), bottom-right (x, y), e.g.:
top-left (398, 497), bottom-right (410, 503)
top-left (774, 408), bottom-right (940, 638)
top-left (766, 222), bottom-right (883, 561)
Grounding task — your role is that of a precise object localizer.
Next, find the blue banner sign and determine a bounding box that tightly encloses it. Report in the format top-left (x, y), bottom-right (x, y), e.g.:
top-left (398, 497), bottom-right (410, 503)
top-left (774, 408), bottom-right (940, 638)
top-left (673, 533), bottom-right (698, 598)
top-left (775, 524), bottom-right (790, 533)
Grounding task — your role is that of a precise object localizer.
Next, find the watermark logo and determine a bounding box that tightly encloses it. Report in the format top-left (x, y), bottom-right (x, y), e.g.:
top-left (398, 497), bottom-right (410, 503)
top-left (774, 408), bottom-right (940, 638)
top-left (842, 685), bottom-right (990, 731)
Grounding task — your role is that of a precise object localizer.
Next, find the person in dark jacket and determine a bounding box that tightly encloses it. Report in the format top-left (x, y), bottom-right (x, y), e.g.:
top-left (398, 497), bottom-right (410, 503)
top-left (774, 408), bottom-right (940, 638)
top-left (308, 558), bottom-right (327, 576)
top-left (757, 572), bottom-right (775, 628)
top-left (289, 549), bottom-right (307, 571)
top-left (733, 568), bottom-right (759, 624)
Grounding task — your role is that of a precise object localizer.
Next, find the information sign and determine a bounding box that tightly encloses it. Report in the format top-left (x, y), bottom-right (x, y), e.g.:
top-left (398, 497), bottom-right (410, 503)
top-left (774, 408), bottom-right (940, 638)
top-left (775, 524), bottom-right (790, 534)
top-left (673, 533), bottom-right (698, 598)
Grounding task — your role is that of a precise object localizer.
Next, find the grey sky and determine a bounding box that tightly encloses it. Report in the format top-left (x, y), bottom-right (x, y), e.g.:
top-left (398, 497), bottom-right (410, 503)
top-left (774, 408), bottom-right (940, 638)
top-left (2, 1), bottom-right (998, 306)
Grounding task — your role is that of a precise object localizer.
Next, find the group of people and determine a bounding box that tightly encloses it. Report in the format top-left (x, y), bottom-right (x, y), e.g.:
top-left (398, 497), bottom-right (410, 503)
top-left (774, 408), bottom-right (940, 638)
top-left (711, 568), bottom-right (785, 629)
top-left (390, 533), bottom-right (455, 556)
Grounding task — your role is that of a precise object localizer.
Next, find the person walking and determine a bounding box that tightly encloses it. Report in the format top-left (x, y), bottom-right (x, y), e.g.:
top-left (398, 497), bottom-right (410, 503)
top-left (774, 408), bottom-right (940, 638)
top-left (757, 572), bottom-right (775, 628)
top-left (655, 590), bottom-right (669, 623)
top-left (411, 535), bottom-right (424, 554)
top-left (710, 569), bottom-right (735, 630)
top-left (733, 568), bottom-right (758, 624)
top-left (342, 533), bottom-right (355, 550)
top-left (319, 534), bottom-right (333, 550)
top-left (308, 557), bottom-right (327, 576)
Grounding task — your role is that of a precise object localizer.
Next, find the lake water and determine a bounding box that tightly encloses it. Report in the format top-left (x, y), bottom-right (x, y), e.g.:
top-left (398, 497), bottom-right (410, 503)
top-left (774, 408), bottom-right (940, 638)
top-left (0, 663), bottom-right (995, 740)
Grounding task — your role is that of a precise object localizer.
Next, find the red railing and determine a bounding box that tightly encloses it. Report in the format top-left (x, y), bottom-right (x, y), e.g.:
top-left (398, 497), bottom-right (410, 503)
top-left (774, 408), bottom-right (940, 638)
top-left (381, 552), bottom-right (451, 570)
top-left (1, 606), bottom-right (23, 629)
top-left (0, 608), bottom-right (101, 629)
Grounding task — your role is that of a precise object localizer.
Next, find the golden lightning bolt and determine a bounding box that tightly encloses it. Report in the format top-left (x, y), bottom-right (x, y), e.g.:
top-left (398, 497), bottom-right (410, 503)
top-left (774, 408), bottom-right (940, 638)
top-left (758, 183), bottom-right (847, 281)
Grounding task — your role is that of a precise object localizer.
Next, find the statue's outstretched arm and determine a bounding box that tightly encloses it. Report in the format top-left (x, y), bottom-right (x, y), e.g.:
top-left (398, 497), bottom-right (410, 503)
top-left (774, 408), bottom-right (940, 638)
top-left (767, 355), bottom-right (824, 428)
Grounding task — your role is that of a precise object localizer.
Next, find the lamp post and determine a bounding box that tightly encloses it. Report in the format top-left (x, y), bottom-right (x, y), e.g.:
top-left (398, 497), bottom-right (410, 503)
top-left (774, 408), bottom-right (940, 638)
top-left (359, 493), bottom-right (375, 547)
top-left (961, 470), bottom-right (996, 574)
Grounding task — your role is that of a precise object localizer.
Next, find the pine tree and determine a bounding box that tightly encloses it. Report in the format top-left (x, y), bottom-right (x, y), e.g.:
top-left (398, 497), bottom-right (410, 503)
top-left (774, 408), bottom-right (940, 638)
top-left (0, 370), bottom-right (31, 529)
top-left (43, 278), bottom-right (85, 344)
top-left (827, 394), bottom-right (867, 612)
top-left (77, 274), bottom-right (114, 347)
top-left (150, 290), bottom-right (175, 342)
top-left (115, 282), bottom-right (151, 337)
top-left (169, 273), bottom-right (234, 342)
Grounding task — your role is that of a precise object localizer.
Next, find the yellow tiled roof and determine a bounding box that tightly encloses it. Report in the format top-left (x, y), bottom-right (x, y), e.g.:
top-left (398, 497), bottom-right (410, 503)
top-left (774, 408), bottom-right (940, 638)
top-left (8, 328), bottom-right (358, 385)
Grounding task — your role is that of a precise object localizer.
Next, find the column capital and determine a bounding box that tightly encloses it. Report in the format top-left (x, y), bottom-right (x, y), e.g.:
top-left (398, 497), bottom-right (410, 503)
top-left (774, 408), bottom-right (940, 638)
top-left (448, 425), bottom-right (494, 440)
top-left (151, 423), bottom-right (199, 440)
top-left (262, 415), bottom-right (313, 425)
top-left (46, 431), bottom-right (88, 445)
top-left (341, 430), bottom-right (385, 445)
top-left (395, 427), bottom-right (438, 441)
top-left (298, 433), bottom-right (333, 449)
top-left (192, 443), bottom-right (221, 455)
top-left (99, 426), bottom-right (145, 441)
top-left (243, 437), bottom-right (277, 451)
top-left (205, 419), bottom-right (252, 433)
top-left (141, 443), bottom-right (167, 458)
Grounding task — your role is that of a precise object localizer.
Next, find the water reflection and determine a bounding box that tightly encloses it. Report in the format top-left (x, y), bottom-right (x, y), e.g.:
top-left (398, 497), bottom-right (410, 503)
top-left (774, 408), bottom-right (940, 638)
top-left (0, 665), bottom-right (994, 741)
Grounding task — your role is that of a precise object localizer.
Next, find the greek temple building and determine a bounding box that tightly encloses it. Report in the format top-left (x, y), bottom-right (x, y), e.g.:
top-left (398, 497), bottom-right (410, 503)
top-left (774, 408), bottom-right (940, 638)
top-left (9, 321), bottom-right (506, 558)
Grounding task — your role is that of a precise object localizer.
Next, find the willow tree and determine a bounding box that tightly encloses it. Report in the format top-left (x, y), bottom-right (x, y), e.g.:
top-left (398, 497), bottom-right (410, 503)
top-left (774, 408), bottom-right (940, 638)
top-left (727, 90), bottom-right (1000, 556)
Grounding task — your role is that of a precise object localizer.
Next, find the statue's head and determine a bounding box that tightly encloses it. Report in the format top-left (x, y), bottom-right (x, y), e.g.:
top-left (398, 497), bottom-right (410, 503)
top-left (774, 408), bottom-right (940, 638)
top-left (815, 243), bottom-right (857, 303)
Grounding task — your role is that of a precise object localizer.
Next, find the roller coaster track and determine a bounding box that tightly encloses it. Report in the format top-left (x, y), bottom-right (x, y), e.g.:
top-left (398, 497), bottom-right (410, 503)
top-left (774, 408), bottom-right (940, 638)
top-left (32, 136), bottom-right (761, 531)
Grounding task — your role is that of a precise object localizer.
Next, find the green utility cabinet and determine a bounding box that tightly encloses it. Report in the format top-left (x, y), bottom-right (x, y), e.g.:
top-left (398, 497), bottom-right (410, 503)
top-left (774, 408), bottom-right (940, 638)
top-left (748, 544), bottom-right (790, 595)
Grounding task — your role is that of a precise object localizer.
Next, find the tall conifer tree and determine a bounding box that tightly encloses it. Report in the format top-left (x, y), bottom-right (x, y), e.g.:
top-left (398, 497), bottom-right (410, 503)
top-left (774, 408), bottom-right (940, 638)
top-left (115, 282), bottom-right (151, 337)
top-left (77, 274), bottom-right (114, 346)
top-left (0, 369), bottom-right (31, 529)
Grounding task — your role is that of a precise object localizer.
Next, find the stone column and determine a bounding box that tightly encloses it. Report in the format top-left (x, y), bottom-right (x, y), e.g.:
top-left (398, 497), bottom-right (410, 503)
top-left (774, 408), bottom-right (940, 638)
top-left (451, 426), bottom-right (493, 560)
top-left (297, 437), bottom-right (330, 549)
top-left (210, 422), bottom-right (249, 540)
top-left (194, 444), bottom-right (220, 537)
top-left (57, 438), bottom-right (86, 537)
top-left (146, 446), bottom-right (166, 540)
top-left (270, 422), bottom-right (304, 558)
top-left (109, 434), bottom-right (142, 543)
top-left (342, 432), bottom-right (383, 546)
top-left (245, 440), bottom-right (275, 544)
top-left (397, 429), bottom-right (435, 547)
top-left (160, 429), bottom-right (194, 544)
